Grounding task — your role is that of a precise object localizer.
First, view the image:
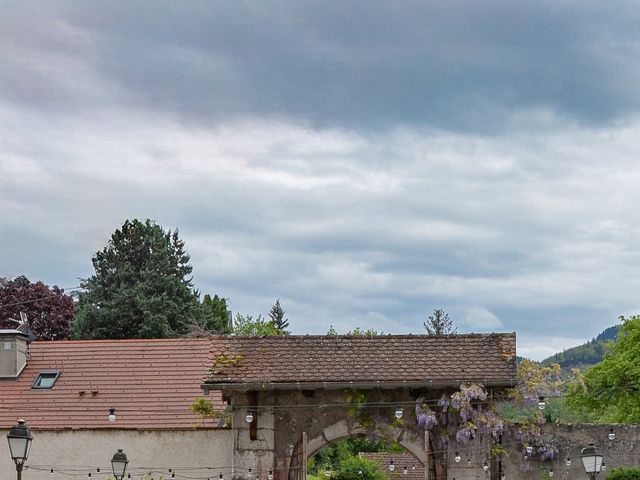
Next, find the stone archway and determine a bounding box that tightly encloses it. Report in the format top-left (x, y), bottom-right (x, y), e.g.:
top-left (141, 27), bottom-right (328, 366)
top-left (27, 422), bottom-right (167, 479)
top-left (290, 419), bottom-right (427, 480)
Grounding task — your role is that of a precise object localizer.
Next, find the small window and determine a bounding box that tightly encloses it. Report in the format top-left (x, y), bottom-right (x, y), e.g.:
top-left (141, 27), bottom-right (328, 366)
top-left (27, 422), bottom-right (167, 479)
top-left (32, 371), bottom-right (60, 389)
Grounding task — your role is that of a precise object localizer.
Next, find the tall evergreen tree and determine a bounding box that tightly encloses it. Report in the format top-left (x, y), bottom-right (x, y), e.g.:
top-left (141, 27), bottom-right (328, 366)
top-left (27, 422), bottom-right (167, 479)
top-left (424, 308), bottom-right (457, 336)
top-left (198, 294), bottom-right (232, 334)
top-left (72, 219), bottom-right (199, 339)
top-left (268, 299), bottom-right (289, 333)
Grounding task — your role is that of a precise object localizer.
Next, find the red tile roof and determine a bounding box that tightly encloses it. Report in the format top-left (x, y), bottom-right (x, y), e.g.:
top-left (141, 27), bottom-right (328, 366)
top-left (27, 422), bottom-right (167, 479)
top-left (359, 453), bottom-right (425, 480)
top-left (0, 338), bottom-right (223, 430)
top-left (204, 334), bottom-right (516, 389)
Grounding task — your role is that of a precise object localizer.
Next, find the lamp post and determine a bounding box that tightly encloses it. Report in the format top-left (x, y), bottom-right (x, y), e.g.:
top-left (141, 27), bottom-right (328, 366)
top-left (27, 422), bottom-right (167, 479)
top-left (7, 419), bottom-right (33, 480)
top-left (581, 443), bottom-right (604, 480)
top-left (111, 449), bottom-right (129, 480)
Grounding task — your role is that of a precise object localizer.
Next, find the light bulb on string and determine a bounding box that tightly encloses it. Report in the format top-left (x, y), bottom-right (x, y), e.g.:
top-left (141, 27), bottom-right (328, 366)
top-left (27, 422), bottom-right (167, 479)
top-left (268, 470), bottom-right (274, 480)
top-left (501, 475), bottom-right (506, 480)
top-left (549, 469), bottom-right (554, 478)
top-left (395, 406), bottom-right (404, 419)
top-left (412, 465), bottom-right (416, 471)
top-left (246, 412), bottom-right (254, 423)
top-left (358, 470), bottom-right (363, 476)
top-left (537, 396), bottom-right (546, 410)
top-left (88, 474), bottom-right (92, 479)
top-left (220, 474), bottom-right (223, 480)
top-left (389, 460), bottom-right (395, 472)
top-left (565, 457), bottom-right (571, 467)
top-left (325, 467), bottom-right (332, 477)
top-left (482, 462), bottom-right (489, 472)
top-left (454, 452), bottom-right (461, 463)
top-left (172, 473), bottom-right (176, 479)
top-left (609, 428), bottom-right (616, 441)
top-left (602, 462), bottom-right (607, 471)
top-left (50, 468), bottom-right (54, 475)
top-left (467, 459), bottom-right (472, 467)
top-left (526, 446), bottom-right (533, 455)
top-left (108, 407), bottom-right (117, 422)
top-left (403, 467), bottom-right (408, 475)
top-left (248, 468), bottom-right (254, 479)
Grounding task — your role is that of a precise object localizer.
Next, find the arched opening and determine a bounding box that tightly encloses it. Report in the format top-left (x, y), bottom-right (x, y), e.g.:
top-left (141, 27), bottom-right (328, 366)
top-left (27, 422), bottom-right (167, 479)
top-left (288, 421), bottom-right (427, 480)
top-left (306, 435), bottom-right (426, 480)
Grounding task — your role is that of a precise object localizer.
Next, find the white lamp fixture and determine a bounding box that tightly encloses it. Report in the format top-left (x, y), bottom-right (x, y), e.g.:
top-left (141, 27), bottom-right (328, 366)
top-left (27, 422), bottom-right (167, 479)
top-left (246, 412), bottom-right (254, 424)
top-left (108, 408), bottom-right (117, 423)
top-left (581, 443), bottom-right (603, 480)
top-left (537, 396), bottom-right (546, 410)
top-left (395, 406), bottom-right (404, 419)
top-left (389, 460), bottom-right (395, 472)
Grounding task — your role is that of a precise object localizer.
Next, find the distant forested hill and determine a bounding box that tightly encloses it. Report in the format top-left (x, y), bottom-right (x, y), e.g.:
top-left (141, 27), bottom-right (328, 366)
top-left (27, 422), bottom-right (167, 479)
top-left (540, 325), bottom-right (619, 369)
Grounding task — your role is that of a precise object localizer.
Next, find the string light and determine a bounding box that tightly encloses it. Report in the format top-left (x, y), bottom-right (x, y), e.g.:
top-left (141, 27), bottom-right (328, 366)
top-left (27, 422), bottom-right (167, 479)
top-left (602, 462), bottom-right (607, 471)
top-left (395, 406), bottom-right (404, 419)
top-left (454, 452), bottom-right (461, 463)
top-left (565, 457), bottom-right (571, 467)
top-left (537, 396), bottom-right (546, 410)
top-left (50, 467), bottom-right (54, 475)
top-left (501, 474), bottom-right (506, 480)
top-left (608, 428), bottom-right (616, 441)
top-left (403, 467), bottom-right (408, 475)
top-left (325, 467), bottom-right (332, 477)
top-left (549, 470), bottom-right (554, 478)
top-left (467, 459), bottom-right (472, 467)
top-left (358, 469), bottom-right (363, 475)
top-left (482, 462), bottom-right (489, 472)
top-left (246, 412), bottom-right (254, 423)
top-left (108, 407), bottom-right (117, 422)
top-left (526, 446), bottom-right (533, 455)
top-left (248, 468), bottom-right (254, 478)
top-left (389, 460), bottom-right (395, 472)
top-left (268, 470), bottom-right (274, 480)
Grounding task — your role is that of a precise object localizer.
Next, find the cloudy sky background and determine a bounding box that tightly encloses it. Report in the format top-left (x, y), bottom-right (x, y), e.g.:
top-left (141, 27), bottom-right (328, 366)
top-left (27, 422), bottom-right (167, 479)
top-left (2, 1), bottom-right (640, 359)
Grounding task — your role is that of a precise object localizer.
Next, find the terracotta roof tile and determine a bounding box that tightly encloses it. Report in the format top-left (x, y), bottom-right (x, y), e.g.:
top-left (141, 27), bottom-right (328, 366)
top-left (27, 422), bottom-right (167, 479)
top-left (359, 453), bottom-right (425, 480)
top-left (204, 334), bottom-right (516, 388)
top-left (0, 338), bottom-right (224, 430)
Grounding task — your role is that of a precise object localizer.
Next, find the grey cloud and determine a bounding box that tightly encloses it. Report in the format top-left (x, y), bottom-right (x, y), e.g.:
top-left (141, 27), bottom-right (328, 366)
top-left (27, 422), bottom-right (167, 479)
top-left (2, 1), bottom-right (640, 131)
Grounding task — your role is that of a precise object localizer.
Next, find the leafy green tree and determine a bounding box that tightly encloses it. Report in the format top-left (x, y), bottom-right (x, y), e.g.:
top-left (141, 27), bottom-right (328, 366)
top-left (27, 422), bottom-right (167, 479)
top-left (72, 219), bottom-right (199, 339)
top-left (332, 456), bottom-right (385, 480)
top-left (232, 313), bottom-right (282, 336)
top-left (0, 276), bottom-right (74, 340)
top-left (566, 316), bottom-right (640, 422)
top-left (606, 468), bottom-right (640, 480)
top-left (424, 308), bottom-right (456, 335)
top-left (268, 299), bottom-right (290, 333)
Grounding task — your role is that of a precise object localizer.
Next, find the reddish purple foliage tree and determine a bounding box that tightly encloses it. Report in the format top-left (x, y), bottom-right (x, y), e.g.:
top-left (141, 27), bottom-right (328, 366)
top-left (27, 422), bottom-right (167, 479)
top-left (0, 276), bottom-right (74, 340)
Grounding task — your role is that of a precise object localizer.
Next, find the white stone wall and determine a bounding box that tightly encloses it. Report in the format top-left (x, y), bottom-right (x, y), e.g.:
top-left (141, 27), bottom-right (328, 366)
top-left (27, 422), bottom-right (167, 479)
top-left (0, 429), bottom-right (231, 479)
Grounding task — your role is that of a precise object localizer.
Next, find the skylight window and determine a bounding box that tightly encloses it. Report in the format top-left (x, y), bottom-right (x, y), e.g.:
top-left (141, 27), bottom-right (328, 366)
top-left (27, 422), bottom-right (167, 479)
top-left (32, 371), bottom-right (60, 389)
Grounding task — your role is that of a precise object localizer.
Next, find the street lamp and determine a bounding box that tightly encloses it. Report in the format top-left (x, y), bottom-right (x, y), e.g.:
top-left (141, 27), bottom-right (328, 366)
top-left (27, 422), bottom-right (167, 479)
top-left (7, 419), bottom-right (33, 480)
top-left (581, 443), bottom-right (603, 480)
top-left (111, 449), bottom-right (129, 480)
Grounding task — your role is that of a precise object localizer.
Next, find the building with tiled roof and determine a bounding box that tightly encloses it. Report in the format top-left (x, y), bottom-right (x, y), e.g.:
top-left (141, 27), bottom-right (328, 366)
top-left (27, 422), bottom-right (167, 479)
top-left (0, 336), bottom-right (222, 430)
top-left (203, 333), bottom-right (517, 391)
top-left (359, 452), bottom-right (425, 480)
top-left (0, 331), bottom-right (230, 479)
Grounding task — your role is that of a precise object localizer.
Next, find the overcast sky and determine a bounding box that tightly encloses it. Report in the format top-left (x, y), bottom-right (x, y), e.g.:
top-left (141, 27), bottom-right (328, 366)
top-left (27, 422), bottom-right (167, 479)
top-left (2, 1), bottom-right (640, 360)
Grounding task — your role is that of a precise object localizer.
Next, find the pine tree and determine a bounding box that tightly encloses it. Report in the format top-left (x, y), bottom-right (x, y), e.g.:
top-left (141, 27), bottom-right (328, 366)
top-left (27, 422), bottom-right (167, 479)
top-left (72, 219), bottom-right (200, 339)
top-left (268, 299), bottom-right (290, 334)
top-left (424, 308), bottom-right (456, 336)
